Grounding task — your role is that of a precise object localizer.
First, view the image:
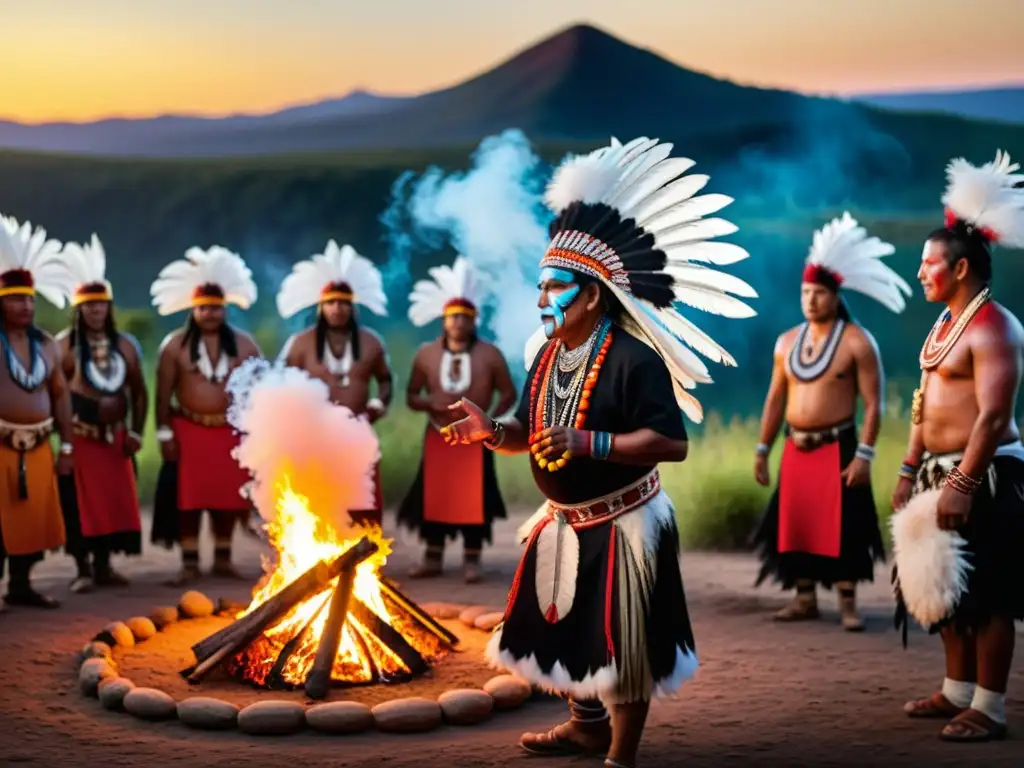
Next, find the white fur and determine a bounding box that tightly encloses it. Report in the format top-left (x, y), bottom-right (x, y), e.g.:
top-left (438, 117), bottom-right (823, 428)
top-left (890, 488), bottom-right (973, 627)
top-left (486, 630), bottom-right (620, 701)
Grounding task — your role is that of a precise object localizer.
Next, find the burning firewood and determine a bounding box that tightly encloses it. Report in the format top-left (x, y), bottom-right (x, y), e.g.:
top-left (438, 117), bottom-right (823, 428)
top-left (304, 563), bottom-right (359, 699)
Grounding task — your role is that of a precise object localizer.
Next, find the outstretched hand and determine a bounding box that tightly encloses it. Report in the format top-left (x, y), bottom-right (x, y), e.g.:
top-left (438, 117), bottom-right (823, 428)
top-left (439, 398), bottom-right (494, 445)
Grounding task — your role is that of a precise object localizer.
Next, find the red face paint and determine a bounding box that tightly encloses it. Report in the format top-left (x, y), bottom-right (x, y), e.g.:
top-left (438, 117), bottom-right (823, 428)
top-left (919, 241), bottom-right (954, 302)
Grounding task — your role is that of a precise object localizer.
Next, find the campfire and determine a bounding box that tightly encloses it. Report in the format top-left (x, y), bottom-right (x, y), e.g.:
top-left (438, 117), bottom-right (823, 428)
top-left (180, 359), bottom-right (458, 699)
top-left (182, 481), bottom-right (458, 697)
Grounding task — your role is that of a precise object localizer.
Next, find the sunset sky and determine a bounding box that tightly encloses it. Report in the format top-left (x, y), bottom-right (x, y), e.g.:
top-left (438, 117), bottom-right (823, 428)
top-left (3, 0), bottom-right (1023, 123)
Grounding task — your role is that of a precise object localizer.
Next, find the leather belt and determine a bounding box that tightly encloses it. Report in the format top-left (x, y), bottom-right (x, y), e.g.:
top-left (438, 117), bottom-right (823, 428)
top-left (73, 420), bottom-right (116, 444)
top-left (547, 470), bottom-right (661, 529)
top-left (786, 420), bottom-right (854, 451)
top-left (0, 418), bottom-right (54, 452)
top-left (176, 406), bottom-right (228, 428)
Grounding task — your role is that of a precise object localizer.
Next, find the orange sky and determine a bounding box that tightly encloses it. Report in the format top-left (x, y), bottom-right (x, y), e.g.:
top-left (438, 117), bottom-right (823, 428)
top-left (3, 0), bottom-right (1022, 123)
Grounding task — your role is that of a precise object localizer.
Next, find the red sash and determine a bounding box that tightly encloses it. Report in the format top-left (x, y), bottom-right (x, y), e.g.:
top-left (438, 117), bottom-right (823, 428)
top-left (422, 426), bottom-right (484, 526)
top-left (72, 428), bottom-right (141, 538)
top-left (778, 438), bottom-right (843, 558)
top-left (172, 416), bottom-right (250, 512)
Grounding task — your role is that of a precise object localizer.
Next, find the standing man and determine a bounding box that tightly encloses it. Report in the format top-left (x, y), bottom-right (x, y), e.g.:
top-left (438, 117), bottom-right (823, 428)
top-left (750, 213), bottom-right (910, 630)
top-left (0, 215), bottom-right (72, 610)
top-left (56, 234), bottom-right (147, 593)
top-left (397, 256), bottom-right (516, 584)
top-left (442, 138), bottom-right (757, 768)
top-left (150, 245), bottom-right (261, 585)
top-left (276, 240), bottom-right (393, 525)
top-left (894, 151), bottom-right (1024, 742)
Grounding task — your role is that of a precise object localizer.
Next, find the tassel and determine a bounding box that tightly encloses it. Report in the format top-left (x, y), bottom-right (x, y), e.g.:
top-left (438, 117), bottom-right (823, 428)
top-left (17, 452), bottom-right (28, 500)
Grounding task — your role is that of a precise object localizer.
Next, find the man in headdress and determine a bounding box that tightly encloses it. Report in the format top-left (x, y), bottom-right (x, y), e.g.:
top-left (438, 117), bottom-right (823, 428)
top-left (0, 215), bottom-right (73, 610)
top-left (55, 234), bottom-right (146, 593)
top-left (441, 138), bottom-right (757, 768)
top-left (150, 246), bottom-right (262, 585)
top-left (751, 213), bottom-right (910, 630)
top-left (397, 256), bottom-right (516, 583)
top-left (276, 240), bottom-right (393, 525)
top-left (893, 151), bottom-right (1024, 743)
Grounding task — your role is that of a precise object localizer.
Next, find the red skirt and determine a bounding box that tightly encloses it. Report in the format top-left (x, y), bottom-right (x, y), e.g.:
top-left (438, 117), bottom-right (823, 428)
top-left (172, 416), bottom-right (250, 512)
top-left (72, 429), bottom-right (141, 538)
top-left (422, 426), bottom-right (484, 526)
top-left (778, 438), bottom-right (843, 558)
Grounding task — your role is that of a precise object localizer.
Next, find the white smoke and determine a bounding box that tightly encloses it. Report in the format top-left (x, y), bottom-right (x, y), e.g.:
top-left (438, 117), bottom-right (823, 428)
top-left (389, 129), bottom-right (552, 370)
top-left (226, 358), bottom-right (380, 538)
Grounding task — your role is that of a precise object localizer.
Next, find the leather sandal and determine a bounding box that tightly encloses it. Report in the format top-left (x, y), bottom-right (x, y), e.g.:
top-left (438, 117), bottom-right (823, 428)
top-left (940, 709), bottom-right (1008, 742)
top-left (904, 691), bottom-right (967, 719)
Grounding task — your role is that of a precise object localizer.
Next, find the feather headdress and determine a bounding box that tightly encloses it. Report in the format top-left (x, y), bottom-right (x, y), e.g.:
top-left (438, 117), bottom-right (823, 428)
top-left (276, 240), bottom-right (387, 319)
top-left (150, 245), bottom-right (257, 316)
top-left (940, 149), bottom-right (1024, 249)
top-left (803, 212), bottom-right (912, 314)
top-left (407, 255), bottom-right (480, 327)
top-left (62, 233), bottom-right (113, 305)
top-left (530, 136), bottom-right (758, 423)
top-left (0, 214), bottom-right (73, 308)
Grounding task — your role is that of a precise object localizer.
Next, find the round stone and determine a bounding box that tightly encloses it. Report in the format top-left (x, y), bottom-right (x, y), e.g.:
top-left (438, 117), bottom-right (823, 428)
top-left (123, 687), bottom-right (177, 720)
top-left (371, 697), bottom-right (443, 734)
top-left (237, 701), bottom-right (306, 735)
top-left (125, 616), bottom-right (157, 642)
top-left (421, 602), bottom-right (464, 620)
top-left (103, 621), bottom-right (135, 648)
top-left (458, 605), bottom-right (492, 627)
top-left (98, 677), bottom-right (135, 711)
top-left (150, 605), bottom-right (179, 629)
top-left (78, 658), bottom-right (117, 697)
top-left (473, 611), bottom-right (504, 632)
top-left (305, 701), bottom-right (375, 734)
top-left (177, 696), bottom-right (240, 730)
top-left (438, 689), bottom-right (494, 725)
top-left (483, 674), bottom-right (533, 710)
top-left (179, 591), bottom-right (215, 619)
top-left (79, 641), bottom-right (112, 661)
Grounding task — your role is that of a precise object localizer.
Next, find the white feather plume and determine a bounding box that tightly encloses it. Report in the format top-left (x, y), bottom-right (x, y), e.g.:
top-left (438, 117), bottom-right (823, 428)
top-left (891, 488), bottom-right (972, 627)
top-left (942, 149), bottom-right (1024, 249)
top-left (535, 137), bottom-right (757, 418)
top-left (150, 245), bottom-right (257, 316)
top-left (0, 214), bottom-right (73, 308)
top-left (533, 516), bottom-right (579, 624)
top-left (62, 233), bottom-right (109, 290)
top-left (407, 254), bottom-right (479, 327)
top-left (276, 240), bottom-right (387, 319)
top-left (806, 212), bottom-right (912, 313)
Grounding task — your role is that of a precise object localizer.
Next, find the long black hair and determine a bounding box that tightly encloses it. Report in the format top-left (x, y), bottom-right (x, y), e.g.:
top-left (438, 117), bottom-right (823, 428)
top-left (68, 302), bottom-right (119, 372)
top-left (183, 314), bottom-right (237, 362)
top-left (314, 305), bottom-right (360, 363)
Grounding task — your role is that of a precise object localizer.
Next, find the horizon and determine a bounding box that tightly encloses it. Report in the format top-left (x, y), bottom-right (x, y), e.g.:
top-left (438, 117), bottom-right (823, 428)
top-left (4, 0), bottom-right (1023, 124)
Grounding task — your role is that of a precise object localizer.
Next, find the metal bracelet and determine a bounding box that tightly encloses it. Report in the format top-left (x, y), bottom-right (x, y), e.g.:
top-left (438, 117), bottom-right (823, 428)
top-left (591, 431), bottom-right (612, 460)
top-left (59, 442), bottom-right (73, 455)
top-left (156, 426), bottom-right (174, 443)
top-left (483, 420), bottom-right (505, 451)
top-left (755, 442), bottom-right (770, 457)
top-left (855, 443), bottom-right (876, 462)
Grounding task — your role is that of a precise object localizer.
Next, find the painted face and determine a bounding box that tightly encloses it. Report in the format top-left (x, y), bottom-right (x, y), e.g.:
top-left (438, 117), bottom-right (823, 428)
top-left (0, 294), bottom-right (34, 328)
top-left (321, 299), bottom-right (352, 328)
top-left (79, 300), bottom-right (110, 332)
top-left (537, 267), bottom-right (581, 339)
top-left (799, 282), bottom-right (838, 322)
top-left (192, 303), bottom-right (226, 332)
top-left (917, 239), bottom-right (956, 303)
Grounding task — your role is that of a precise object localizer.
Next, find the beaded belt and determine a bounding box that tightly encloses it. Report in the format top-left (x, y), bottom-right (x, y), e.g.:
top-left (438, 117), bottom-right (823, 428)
top-left (547, 470), bottom-right (661, 529)
top-left (786, 420), bottom-right (855, 451)
top-left (73, 420), bottom-right (116, 444)
top-left (177, 406), bottom-right (229, 428)
top-left (0, 417), bottom-right (55, 500)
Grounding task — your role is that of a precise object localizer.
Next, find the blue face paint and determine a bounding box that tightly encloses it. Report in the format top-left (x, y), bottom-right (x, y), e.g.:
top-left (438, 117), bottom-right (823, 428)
top-left (538, 267), bottom-right (580, 338)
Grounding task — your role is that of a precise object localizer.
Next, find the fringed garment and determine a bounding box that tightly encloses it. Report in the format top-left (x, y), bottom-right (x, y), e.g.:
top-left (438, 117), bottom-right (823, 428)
top-left (752, 421), bottom-right (885, 589)
top-left (893, 440), bottom-right (1024, 641)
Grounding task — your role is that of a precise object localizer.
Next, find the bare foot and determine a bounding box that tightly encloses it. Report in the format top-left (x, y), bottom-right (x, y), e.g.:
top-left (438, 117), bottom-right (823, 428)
top-left (520, 719), bottom-right (612, 756)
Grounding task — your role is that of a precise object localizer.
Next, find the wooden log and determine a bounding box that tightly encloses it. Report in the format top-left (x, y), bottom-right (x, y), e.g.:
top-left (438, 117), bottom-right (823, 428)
top-left (265, 596), bottom-right (330, 690)
top-left (348, 598), bottom-right (428, 679)
top-left (181, 537), bottom-right (378, 681)
top-left (304, 564), bottom-right (358, 700)
top-left (379, 579), bottom-right (460, 648)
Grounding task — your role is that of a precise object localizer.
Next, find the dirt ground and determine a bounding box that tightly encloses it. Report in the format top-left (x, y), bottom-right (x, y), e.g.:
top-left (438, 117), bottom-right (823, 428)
top-left (2, 508), bottom-right (1023, 767)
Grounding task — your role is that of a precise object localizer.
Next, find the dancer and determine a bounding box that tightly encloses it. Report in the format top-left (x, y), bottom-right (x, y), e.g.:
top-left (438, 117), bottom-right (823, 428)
top-left (150, 245), bottom-right (261, 584)
top-left (56, 234), bottom-right (146, 592)
top-left (398, 256), bottom-right (515, 583)
top-left (441, 138), bottom-right (757, 767)
top-left (0, 215), bottom-right (72, 609)
top-left (893, 151), bottom-right (1024, 742)
top-left (750, 213), bottom-right (910, 629)
top-left (276, 240), bottom-right (393, 525)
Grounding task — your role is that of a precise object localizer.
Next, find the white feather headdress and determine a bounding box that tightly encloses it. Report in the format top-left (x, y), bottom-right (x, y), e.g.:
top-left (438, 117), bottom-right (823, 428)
top-left (0, 214), bottom-right (73, 308)
top-left (941, 149), bottom-right (1024, 249)
top-left (804, 212), bottom-right (912, 314)
top-left (150, 245), bottom-right (257, 316)
top-left (531, 136), bottom-right (758, 423)
top-left (62, 233), bottom-right (113, 305)
top-left (276, 240), bottom-right (387, 319)
top-left (407, 255), bottom-right (480, 327)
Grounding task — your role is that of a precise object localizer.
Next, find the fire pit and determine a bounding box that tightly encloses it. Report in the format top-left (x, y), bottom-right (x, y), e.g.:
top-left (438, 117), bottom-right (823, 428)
top-left (182, 484), bottom-right (458, 697)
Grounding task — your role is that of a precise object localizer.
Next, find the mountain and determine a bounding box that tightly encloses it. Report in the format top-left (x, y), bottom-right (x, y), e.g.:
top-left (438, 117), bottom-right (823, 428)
top-left (2, 23), bottom-right (1018, 159)
top-left (852, 86), bottom-right (1024, 125)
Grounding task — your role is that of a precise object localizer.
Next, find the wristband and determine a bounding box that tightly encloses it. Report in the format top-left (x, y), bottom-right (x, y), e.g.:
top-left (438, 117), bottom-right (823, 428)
top-left (483, 420), bottom-right (505, 450)
top-left (945, 466), bottom-right (981, 495)
top-left (590, 431), bottom-right (613, 460)
top-left (156, 426), bottom-right (174, 443)
top-left (59, 442), bottom-right (73, 456)
top-left (855, 443), bottom-right (876, 462)
top-left (367, 398), bottom-right (386, 414)
top-left (897, 462), bottom-right (918, 482)
top-left (755, 442), bottom-right (770, 457)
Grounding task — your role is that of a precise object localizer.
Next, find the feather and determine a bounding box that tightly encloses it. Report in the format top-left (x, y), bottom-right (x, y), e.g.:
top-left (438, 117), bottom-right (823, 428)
top-left (663, 241), bottom-right (750, 265)
top-left (276, 240), bottom-right (387, 319)
top-left (942, 150), bottom-right (1024, 248)
top-left (620, 174), bottom-right (711, 225)
top-left (62, 233), bottom-right (108, 288)
top-left (663, 263), bottom-right (759, 298)
top-left (654, 307), bottom-right (738, 366)
top-left (523, 325), bottom-right (549, 371)
top-left (649, 216), bottom-right (738, 242)
top-left (639, 194), bottom-right (735, 234)
top-left (0, 214), bottom-right (72, 308)
top-left (407, 254), bottom-right (480, 327)
top-left (533, 515), bottom-right (579, 624)
top-left (150, 244), bottom-right (257, 316)
top-left (609, 159), bottom-right (697, 213)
